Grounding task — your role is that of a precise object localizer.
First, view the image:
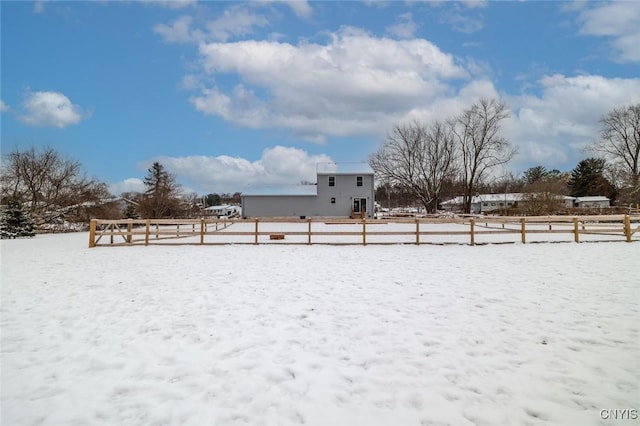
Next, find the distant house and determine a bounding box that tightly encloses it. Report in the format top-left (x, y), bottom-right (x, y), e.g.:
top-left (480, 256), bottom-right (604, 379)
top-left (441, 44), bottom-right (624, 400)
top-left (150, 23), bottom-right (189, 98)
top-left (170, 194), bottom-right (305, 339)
top-left (477, 193), bottom-right (524, 213)
top-left (440, 195), bottom-right (478, 213)
top-left (574, 196), bottom-right (610, 208)
top-left (241, 163), bottom-right (375, 219)
top-left (441, 193), bottom-right (523, 214)
top-left (441, 193), bottom-right (610, 213)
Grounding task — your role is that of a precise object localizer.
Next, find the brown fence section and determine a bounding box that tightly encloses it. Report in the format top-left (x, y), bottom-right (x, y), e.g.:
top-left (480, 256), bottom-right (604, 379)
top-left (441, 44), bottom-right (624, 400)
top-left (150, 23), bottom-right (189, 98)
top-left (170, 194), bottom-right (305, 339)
top-left (89, 215), bottom-right (640, 247)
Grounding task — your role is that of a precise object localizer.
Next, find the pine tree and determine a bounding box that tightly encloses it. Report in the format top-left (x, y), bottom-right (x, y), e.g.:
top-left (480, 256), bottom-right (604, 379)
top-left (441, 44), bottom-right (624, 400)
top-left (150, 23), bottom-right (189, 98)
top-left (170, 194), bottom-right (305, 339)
top-left (568, 158), bottom-right (617, 200)
top-left (123, 202), bottom-right (139, 219)
top-left (0, 200), bottom-right (36, 239)
top-left (137, 162), bottom-right (181, 218)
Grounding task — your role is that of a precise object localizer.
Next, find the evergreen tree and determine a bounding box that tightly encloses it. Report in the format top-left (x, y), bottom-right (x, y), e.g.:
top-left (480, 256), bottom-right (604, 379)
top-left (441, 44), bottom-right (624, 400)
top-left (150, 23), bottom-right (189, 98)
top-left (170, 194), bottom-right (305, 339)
top-left (0, 200), bottom-right (36, 239)
top-left (137, 162), bottom-right (181, 218)
top-left (522, 166), bottom-right (562, 185)
top-left (568, 158), bottom-right (617, 200)
top-left (123, 202), bottom-right (139, 219)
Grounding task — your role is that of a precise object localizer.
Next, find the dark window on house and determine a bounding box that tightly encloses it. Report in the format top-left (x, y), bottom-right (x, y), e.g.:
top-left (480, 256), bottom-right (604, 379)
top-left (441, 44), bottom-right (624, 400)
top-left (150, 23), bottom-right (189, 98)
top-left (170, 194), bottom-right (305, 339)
top-left (328, 176), bottom-right (335, 187)
top-left (330, 197), bottom-right (336, 204)
top-left (356, 176), bottom-right (363, 186)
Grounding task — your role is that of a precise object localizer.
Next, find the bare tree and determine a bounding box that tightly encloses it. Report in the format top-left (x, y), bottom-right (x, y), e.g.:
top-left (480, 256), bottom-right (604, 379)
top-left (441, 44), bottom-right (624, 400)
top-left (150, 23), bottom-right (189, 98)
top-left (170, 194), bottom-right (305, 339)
top-left (369, 120), bottom-right (457, 213)
top-left (1, 146), bottom-right (110, 225)
top-left (520, 172), bottom-right (570, 215)
top-left (450, 98), bottom-right (515, 213)
top-left (590, 103), bottom-right (640, 205)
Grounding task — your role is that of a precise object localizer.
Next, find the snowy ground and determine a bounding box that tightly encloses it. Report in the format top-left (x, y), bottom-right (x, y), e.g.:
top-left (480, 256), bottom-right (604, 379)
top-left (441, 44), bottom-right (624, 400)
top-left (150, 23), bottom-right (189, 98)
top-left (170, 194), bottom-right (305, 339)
top-left (1, 232), bottom-right (639, 425)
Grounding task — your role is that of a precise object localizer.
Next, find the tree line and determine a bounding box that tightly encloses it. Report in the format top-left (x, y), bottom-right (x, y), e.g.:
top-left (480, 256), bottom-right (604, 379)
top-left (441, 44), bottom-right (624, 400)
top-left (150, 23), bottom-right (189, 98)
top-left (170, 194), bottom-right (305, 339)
top-left (370, 100), bottom-right (640, 213)
top-left (2, 101), bottom-right (638, 234)
top-left (0, 153), bottom-right (239, 235)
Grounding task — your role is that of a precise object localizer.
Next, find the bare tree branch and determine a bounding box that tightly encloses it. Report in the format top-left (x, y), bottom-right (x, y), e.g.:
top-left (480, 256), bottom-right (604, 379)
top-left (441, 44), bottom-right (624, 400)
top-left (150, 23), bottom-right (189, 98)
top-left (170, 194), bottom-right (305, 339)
top-left (450, 98), bottom-right (515, 213)
top-left (369, 120), bottom-right (457, 213)
top-left (590, 103), bottom-right (640, 205)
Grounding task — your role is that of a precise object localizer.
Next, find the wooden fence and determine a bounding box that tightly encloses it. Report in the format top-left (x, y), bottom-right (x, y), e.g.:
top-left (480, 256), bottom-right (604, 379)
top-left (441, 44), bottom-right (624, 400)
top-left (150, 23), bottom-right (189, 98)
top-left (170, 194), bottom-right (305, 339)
top-left (89, 215), bottom-right (640, 247)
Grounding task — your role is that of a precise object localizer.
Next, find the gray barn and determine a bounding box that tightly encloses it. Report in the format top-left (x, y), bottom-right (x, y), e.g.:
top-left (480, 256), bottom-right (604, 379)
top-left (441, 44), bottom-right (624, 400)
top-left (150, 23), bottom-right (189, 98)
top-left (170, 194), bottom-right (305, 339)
top-left (241, 164), bottom-right (375, 219)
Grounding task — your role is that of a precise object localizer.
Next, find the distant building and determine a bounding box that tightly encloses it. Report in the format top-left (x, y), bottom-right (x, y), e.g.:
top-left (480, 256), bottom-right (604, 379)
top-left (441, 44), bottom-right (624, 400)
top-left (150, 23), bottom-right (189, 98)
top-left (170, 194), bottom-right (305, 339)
top-left (440, 194), bottom-right (523, 214)
top-left (203, 205), bottom-right (240, 218)
top-left (441, 193), bottom-right (609, 213)
top-left (241, 163), bottom-right (375, 219)
top-left (574, 196), bottom-right (610, 208)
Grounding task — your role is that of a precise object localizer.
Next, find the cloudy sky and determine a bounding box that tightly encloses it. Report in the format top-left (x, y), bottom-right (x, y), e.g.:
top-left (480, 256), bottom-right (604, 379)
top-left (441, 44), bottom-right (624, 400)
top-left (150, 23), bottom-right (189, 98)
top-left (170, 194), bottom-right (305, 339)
top-left (2, 1), bottom-right (640, 195)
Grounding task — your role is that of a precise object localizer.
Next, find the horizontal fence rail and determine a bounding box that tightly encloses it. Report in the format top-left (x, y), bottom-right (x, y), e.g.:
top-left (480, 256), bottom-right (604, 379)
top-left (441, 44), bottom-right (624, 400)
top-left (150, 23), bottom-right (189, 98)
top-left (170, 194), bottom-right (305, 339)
top-left (89, 215), bottom-right (640, 247)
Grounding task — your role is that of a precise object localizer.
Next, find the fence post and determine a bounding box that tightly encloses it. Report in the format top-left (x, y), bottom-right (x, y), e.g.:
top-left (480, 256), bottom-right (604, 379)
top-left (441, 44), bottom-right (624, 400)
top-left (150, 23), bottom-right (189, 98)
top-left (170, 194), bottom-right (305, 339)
top-left (573, 217), bottom-right (580, 243)
top-left (415, 218), bottom-right (420, 245)
top-left (307, 218), bottom-right (312, 245)
top-left (200, 219), bottom-right (205, 245)
top-left (127, 219), bottom-right (133, 244)
top-left (520, 218), bottom-right (526, 244)
top-left (624, 214), bottom-right (631, 243)
top-left (470, 219), bottom-right (475, 246)
top-left (89, 219), bottom-right (97, 248)
top-left (254, 219), bottom-right (259, 245)
top-left (362, 217), bottom-right (367, 246)
top-left (145, 219), bottom-right (150, 246)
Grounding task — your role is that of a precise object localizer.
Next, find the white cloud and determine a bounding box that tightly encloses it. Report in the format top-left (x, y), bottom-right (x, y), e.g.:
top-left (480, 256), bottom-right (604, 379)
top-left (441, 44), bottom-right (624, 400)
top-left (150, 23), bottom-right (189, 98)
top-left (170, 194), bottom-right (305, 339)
top-left (0, 100), bottom-right (9, 112)
top-left (33, 1), bottom-right (46, 14)
top-left (108, 178), bottom-right (146, 196)
top-left (154, 5), bottom-right (271, 44)
top-left (154, 16), bottom-right (199, 43)
top-left (459, 0), bottom-right (488, 10)
top-left (576, 2), bottom-right (640, 62)
top-left (505, 74), bottom-right (640, 170)
top-left (190, 28), bottom-right (468, 142)
top-left (437, 3), bottom-right (484, 34)
top-left (206, 6), bottom-right (269, 42)
top-left (141, 0), bottom-right (196, 9)
top-left (285, 0), bottom-right (312, 19)
top-left (19, 91), bottom-right (90, 128)
top-left (145, 146), bottom-right (333, 193)
top-left (158, 10), bottom-right (639, 177)
top-left (386, 13), bottom-right (419, 39)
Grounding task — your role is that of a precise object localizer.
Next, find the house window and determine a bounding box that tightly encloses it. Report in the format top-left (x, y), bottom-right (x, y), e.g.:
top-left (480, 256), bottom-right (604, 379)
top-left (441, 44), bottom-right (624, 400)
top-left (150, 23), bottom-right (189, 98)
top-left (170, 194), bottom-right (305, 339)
top-left (328, 176), bottom-right (335, 187)
top-left (491, 203), bottom-right (496, 206)
top-left (482, 202), bottom-right (488, 207)
top-left (356, 176), bottom-right (363, 187)
top-left (330, 197), bottom-right (335, 204)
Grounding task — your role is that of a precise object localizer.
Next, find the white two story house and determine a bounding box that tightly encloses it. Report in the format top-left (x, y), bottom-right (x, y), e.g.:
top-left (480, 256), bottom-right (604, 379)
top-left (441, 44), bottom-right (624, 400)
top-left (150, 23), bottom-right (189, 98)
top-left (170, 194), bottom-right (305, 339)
top-left (241, 163), bottom-right (375, 219)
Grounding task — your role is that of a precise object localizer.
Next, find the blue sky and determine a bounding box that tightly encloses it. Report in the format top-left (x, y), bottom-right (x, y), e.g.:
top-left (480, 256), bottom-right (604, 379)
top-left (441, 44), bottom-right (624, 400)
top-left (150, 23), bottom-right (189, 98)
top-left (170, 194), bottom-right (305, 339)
top-left (2, 0), bottom-right (640, 195)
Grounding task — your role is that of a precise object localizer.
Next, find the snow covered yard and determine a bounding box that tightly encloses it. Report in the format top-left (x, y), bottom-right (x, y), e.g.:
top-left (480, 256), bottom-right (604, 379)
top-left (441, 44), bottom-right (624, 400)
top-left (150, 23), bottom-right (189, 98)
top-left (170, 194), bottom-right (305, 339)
top-left (1, 233), bottom-right (638, 426)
